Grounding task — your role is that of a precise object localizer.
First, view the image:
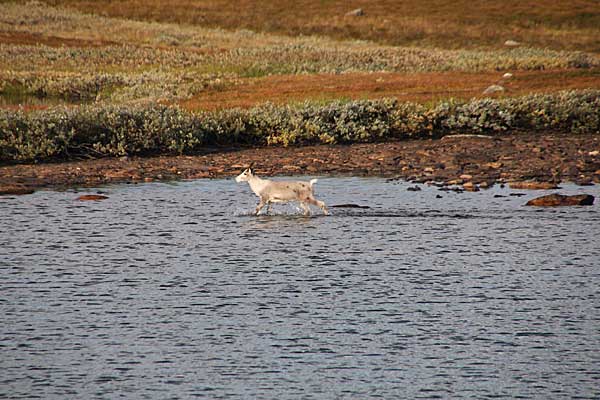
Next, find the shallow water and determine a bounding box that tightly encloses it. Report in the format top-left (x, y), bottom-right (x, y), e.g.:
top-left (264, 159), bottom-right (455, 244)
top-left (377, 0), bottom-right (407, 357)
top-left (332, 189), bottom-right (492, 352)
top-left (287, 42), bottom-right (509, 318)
top-left (0, 92), bottom-right (91, 108)
top-left (1, 177), bottom-right (599, 399)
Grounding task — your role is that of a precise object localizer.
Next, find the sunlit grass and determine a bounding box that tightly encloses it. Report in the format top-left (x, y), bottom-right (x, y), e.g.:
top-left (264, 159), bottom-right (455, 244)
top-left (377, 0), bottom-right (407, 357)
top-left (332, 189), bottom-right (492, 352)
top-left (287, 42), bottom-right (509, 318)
top-left (48, 0), bottom-right (600, 52)
top-left (1, 2), bottom-right (598, 109)
top-left (0, 1), bottom-right (598, 164)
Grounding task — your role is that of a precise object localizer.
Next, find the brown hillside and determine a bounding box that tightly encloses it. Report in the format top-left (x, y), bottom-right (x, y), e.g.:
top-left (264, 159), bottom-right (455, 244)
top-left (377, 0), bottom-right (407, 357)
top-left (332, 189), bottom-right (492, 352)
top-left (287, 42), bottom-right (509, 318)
top-left (50, 0), bottom-right (600, 52)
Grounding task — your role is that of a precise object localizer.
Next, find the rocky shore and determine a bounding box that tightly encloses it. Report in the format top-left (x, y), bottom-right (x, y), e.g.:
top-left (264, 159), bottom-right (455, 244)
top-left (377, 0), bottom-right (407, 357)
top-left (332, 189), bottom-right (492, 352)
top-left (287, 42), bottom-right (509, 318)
top-left (1, 132), bottom-right (599, 195)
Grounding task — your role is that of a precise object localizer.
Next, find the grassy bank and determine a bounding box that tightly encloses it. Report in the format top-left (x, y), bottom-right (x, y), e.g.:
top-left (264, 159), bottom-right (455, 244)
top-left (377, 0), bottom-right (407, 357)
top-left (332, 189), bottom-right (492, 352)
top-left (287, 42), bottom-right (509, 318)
top-left (1, 2), bottom-right (598, 109)
top-left (1, 2), bottom-right (599, 166)
top-left (181, 69), bottom-right (600, 111)
top-left (2, 90), bottom-right (599, 163)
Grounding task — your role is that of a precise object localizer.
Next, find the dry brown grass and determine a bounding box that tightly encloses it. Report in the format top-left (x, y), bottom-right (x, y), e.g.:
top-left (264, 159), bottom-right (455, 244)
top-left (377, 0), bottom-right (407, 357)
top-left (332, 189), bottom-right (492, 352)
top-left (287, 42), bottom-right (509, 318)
top-left (50, 0), bottom-right (600, 52)
top-left (179, 69), bottom-right (600, 111)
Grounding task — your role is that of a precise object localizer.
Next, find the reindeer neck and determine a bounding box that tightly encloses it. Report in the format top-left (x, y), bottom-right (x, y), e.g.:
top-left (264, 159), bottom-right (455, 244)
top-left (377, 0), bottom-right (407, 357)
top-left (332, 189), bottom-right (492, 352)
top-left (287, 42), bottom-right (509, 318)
top-left (247, 175), bottom-right (269, 196)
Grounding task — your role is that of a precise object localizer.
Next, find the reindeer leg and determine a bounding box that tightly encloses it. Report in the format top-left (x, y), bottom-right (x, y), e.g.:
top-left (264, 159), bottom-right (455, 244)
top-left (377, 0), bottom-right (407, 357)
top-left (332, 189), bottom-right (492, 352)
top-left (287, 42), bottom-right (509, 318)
top-left (255, 198), bottom-right (267, 215)
top-left (265, 200), bottom-right (272, 215)
top-left (299, 202), bottom-right (311, 216)
top-left (307, 197), bottom-right (329, 215)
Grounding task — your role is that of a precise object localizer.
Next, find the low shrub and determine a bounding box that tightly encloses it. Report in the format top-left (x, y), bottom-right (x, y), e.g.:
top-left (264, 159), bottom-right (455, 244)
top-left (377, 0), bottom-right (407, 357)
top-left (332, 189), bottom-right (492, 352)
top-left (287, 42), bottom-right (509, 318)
top-left (1, 90), bottom-right (599, 163)
top-left (0, 106), bottom-right (204, 161)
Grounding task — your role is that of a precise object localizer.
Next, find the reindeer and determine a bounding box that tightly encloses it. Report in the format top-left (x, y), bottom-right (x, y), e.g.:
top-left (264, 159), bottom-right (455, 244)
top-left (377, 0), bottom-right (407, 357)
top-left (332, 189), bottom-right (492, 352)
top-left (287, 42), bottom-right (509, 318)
top-left (235, 168), bottom-right (329, 216)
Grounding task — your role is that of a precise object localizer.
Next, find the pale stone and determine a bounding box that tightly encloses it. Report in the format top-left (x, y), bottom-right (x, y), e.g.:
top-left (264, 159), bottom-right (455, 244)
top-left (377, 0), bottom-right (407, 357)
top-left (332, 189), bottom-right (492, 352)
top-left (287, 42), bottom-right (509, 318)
top-left (509, 181), bottom-right (558, 190)
top-left (483, 85), bottom-right (505, 95)
top-left (346, 8), bottom-right (364, 16)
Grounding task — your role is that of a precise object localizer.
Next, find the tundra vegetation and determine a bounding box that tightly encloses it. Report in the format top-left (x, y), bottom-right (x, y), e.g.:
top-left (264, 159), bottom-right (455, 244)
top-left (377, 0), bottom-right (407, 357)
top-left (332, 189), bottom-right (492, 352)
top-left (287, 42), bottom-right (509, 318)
top-left (0, 1), bottom-right (599, 163)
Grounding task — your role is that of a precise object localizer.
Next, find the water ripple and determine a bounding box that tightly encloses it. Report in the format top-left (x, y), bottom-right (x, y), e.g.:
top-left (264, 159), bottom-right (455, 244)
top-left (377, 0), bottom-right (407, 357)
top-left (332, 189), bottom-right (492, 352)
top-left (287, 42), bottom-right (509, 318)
top-left (1, 178), bottom-right (599, 399)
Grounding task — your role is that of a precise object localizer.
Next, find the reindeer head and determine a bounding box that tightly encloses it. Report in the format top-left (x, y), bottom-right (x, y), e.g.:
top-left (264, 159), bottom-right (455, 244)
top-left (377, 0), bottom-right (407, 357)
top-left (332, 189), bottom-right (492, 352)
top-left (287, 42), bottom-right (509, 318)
top-left (235, 167), bottom-right (255, 183)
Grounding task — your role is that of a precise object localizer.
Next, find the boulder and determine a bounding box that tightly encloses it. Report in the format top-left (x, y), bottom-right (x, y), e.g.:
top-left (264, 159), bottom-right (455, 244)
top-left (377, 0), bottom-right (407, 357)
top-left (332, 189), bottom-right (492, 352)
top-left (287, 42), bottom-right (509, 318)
top-left (504, 40), bottom-right (520, 47)
top-left (485, 162), bottom-right (503, 169)
top-left (189, 171), bottom-right (210, 179)
top-left (463, 181), bottom-right (479, 192)
top-left (104, 170), bottom-right (131, 179)
top-left (441, 134), bottom-right (493, 140)
top-left (77, 194), bottom-right (109, 201)
top-left (509, 181), bottom-right (558, 190)
top-left (483, 84), bottom-right (505, 95)
top-left (346, 8), bottom-right (364, 16)
top-left (526, 194), bottom-right (594, 207)
top-left (0, 185), bottom-right (35, 196)
top-left (575, 177), bottom-right (594, 186)
top-left (330, 204), bottom-right (370, 209)
top-left (502, 72), bottom-right (513, 79)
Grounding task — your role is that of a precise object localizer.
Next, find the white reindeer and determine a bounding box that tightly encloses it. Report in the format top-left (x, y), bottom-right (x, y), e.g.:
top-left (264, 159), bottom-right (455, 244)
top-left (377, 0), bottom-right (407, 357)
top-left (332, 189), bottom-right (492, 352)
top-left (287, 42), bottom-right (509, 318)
top-left (235, 168), bottom-right (329, 216)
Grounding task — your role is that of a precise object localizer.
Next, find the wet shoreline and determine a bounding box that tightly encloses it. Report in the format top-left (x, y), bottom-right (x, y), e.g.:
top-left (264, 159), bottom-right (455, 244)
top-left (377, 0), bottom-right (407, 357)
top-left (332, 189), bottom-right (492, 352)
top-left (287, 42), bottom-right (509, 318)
top-left (1, 132), bottom-right (599, 194)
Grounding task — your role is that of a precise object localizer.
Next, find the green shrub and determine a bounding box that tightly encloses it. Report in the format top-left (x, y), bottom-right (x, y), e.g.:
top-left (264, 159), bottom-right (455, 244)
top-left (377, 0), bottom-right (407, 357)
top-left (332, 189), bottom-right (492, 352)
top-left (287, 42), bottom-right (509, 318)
top-left (1, 90), bottom-right (599, 163)
top-left (0, 105), bottom-right (205, 161)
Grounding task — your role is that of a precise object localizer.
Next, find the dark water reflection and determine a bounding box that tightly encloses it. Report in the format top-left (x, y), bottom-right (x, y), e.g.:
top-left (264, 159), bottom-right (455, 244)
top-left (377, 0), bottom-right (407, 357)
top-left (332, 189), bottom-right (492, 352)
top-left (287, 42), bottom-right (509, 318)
top-left (1, 178), bottom-right (599, 399)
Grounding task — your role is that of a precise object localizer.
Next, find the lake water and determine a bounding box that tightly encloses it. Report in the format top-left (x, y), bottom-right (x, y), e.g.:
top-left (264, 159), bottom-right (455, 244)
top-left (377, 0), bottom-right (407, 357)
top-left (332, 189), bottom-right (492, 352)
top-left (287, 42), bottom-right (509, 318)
top-left (1, 177), bottom-right (599, 399)
top-left (0, 93), bottom-right (91, 109)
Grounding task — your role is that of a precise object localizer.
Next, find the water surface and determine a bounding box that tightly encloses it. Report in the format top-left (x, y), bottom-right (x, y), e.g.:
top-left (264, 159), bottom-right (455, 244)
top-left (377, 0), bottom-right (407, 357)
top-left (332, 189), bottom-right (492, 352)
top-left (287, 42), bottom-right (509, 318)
top-left (0, 92), bottom-right (91, 109)
top-left (1, 178), bottom-right (599, 399)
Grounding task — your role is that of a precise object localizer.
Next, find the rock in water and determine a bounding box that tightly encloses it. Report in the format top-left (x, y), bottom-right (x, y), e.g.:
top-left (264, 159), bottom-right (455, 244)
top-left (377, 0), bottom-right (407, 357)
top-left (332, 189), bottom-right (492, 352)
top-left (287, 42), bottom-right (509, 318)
top-left (483, 85), bottom-right (505, 95)
top-left (345, 8), bottom-right (364, 16)
top-left (77, 194), bottom-right (109, 201)
top-left (509, 181), bottom-right (558, 190)
top-left (526, 194), bottom-right (594, 207)
top-left (462, 182), bottom-right (479, 192)
top-left (0, 185), bottom-right (35, 196)
top-left (330, 204), bottom-right (370, 209)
